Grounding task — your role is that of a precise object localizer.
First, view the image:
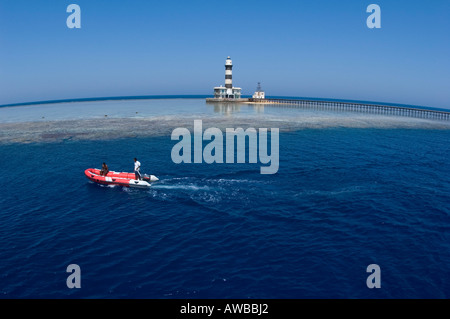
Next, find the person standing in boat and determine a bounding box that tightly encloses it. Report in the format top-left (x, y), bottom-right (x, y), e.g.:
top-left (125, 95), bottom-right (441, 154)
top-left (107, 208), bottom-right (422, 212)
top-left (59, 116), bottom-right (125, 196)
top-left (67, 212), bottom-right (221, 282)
top-left (100, 162), bottom-right (109, 176)
top-left (134, 158), bottom-right (141, 180)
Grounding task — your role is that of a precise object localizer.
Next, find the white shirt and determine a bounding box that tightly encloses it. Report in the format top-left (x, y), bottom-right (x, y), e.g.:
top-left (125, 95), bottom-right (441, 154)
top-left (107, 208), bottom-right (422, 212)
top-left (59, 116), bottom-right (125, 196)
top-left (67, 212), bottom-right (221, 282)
top-left (134, 161), bottom-right (141, 171)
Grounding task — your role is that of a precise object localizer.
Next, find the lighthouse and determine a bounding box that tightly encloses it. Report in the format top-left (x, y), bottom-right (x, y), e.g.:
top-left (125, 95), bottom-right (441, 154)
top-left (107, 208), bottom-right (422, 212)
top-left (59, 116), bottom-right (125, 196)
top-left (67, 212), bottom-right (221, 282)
top-left (207, 56), bottom-right (245, 101)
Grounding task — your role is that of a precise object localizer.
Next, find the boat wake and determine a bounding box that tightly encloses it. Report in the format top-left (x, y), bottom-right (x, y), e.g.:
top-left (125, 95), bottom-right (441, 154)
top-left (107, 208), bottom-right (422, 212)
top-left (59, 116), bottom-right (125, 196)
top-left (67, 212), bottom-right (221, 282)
top-left (151, 184), bottom-right (212, 191)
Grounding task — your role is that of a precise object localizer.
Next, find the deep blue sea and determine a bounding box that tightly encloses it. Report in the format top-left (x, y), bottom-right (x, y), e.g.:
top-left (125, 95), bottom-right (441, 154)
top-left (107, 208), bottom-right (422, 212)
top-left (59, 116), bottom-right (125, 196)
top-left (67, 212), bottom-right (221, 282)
top-left (0, 98), bottom-right (449, 298)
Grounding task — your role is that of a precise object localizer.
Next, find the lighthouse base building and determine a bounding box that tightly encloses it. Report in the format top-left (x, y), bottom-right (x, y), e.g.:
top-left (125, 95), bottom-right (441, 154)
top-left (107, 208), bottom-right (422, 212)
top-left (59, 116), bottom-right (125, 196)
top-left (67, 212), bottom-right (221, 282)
top-left (212, 85), bottom-right (242, 99)
top-left (206, 56), bottom-right (249, 103)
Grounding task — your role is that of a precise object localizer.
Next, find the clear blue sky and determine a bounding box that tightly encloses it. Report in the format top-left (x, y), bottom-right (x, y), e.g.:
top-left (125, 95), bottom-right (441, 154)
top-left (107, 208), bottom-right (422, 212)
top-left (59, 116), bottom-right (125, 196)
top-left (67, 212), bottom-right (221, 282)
top-left (0, 0), bottom-right (449, 108)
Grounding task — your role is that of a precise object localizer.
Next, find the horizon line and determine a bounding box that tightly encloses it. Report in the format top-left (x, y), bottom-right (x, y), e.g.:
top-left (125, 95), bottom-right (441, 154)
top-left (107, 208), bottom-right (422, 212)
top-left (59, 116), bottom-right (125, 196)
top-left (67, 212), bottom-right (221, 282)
top-left (0, 94), bottom-right (448, 112)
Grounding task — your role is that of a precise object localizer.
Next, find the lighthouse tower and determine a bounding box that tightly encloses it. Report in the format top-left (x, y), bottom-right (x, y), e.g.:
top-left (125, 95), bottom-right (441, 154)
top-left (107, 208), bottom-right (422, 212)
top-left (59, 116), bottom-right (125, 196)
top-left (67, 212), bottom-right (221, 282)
top-left (225, 56), bottom-right (233, 91)
top-left (210, 56), bottom-right (243, 100)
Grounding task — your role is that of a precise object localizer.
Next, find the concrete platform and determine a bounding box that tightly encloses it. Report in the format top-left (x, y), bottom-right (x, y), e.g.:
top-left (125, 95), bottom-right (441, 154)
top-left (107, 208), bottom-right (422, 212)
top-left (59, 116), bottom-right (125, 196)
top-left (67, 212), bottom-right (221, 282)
top-left (206, 98), bottom-right (250, 103)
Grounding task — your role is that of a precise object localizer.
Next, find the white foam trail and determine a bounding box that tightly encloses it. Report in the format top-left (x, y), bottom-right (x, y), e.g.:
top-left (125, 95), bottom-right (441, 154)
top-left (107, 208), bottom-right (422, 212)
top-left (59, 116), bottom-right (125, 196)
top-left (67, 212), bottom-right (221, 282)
top-left (152, 184), bottom-right (211, 191)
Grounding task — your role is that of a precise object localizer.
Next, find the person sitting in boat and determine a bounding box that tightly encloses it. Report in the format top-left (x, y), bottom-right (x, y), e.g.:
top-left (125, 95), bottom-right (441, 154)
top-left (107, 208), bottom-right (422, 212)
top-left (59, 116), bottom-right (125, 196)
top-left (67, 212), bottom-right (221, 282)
top-left (100, 162), bottom-right (109, 176)
top-left (134, 158), bottom-right (141, 180)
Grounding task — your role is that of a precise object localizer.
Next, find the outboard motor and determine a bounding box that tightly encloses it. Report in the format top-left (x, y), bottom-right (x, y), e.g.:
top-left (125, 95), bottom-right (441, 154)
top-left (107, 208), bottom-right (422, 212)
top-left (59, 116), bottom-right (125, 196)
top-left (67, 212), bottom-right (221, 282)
top-left (142, 174), bottom-right (159, 182)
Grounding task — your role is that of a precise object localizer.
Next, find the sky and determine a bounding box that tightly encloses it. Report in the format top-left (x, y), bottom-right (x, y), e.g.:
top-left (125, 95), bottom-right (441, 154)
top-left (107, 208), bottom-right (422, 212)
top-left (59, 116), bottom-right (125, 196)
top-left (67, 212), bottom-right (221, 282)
top-left (0, 0), bottom-right (449, 108)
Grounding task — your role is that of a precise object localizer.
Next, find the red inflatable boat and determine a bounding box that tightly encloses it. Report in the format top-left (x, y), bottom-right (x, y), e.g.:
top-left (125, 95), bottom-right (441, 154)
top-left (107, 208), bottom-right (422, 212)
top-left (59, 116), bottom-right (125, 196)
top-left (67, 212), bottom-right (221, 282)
top-left (85, 168), bottom-right (159, 188)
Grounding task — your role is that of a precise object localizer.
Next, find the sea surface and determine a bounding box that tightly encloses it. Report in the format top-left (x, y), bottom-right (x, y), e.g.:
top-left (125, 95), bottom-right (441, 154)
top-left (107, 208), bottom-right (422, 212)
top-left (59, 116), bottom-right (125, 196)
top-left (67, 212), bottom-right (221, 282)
top-left (0, 97), bottom-right (449, 298)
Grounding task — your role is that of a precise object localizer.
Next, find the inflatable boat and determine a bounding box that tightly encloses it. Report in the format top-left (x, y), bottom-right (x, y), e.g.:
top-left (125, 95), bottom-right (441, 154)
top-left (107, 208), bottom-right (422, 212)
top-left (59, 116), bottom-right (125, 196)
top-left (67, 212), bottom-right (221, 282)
top-left (85, 168), bottom-right (159, 188)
